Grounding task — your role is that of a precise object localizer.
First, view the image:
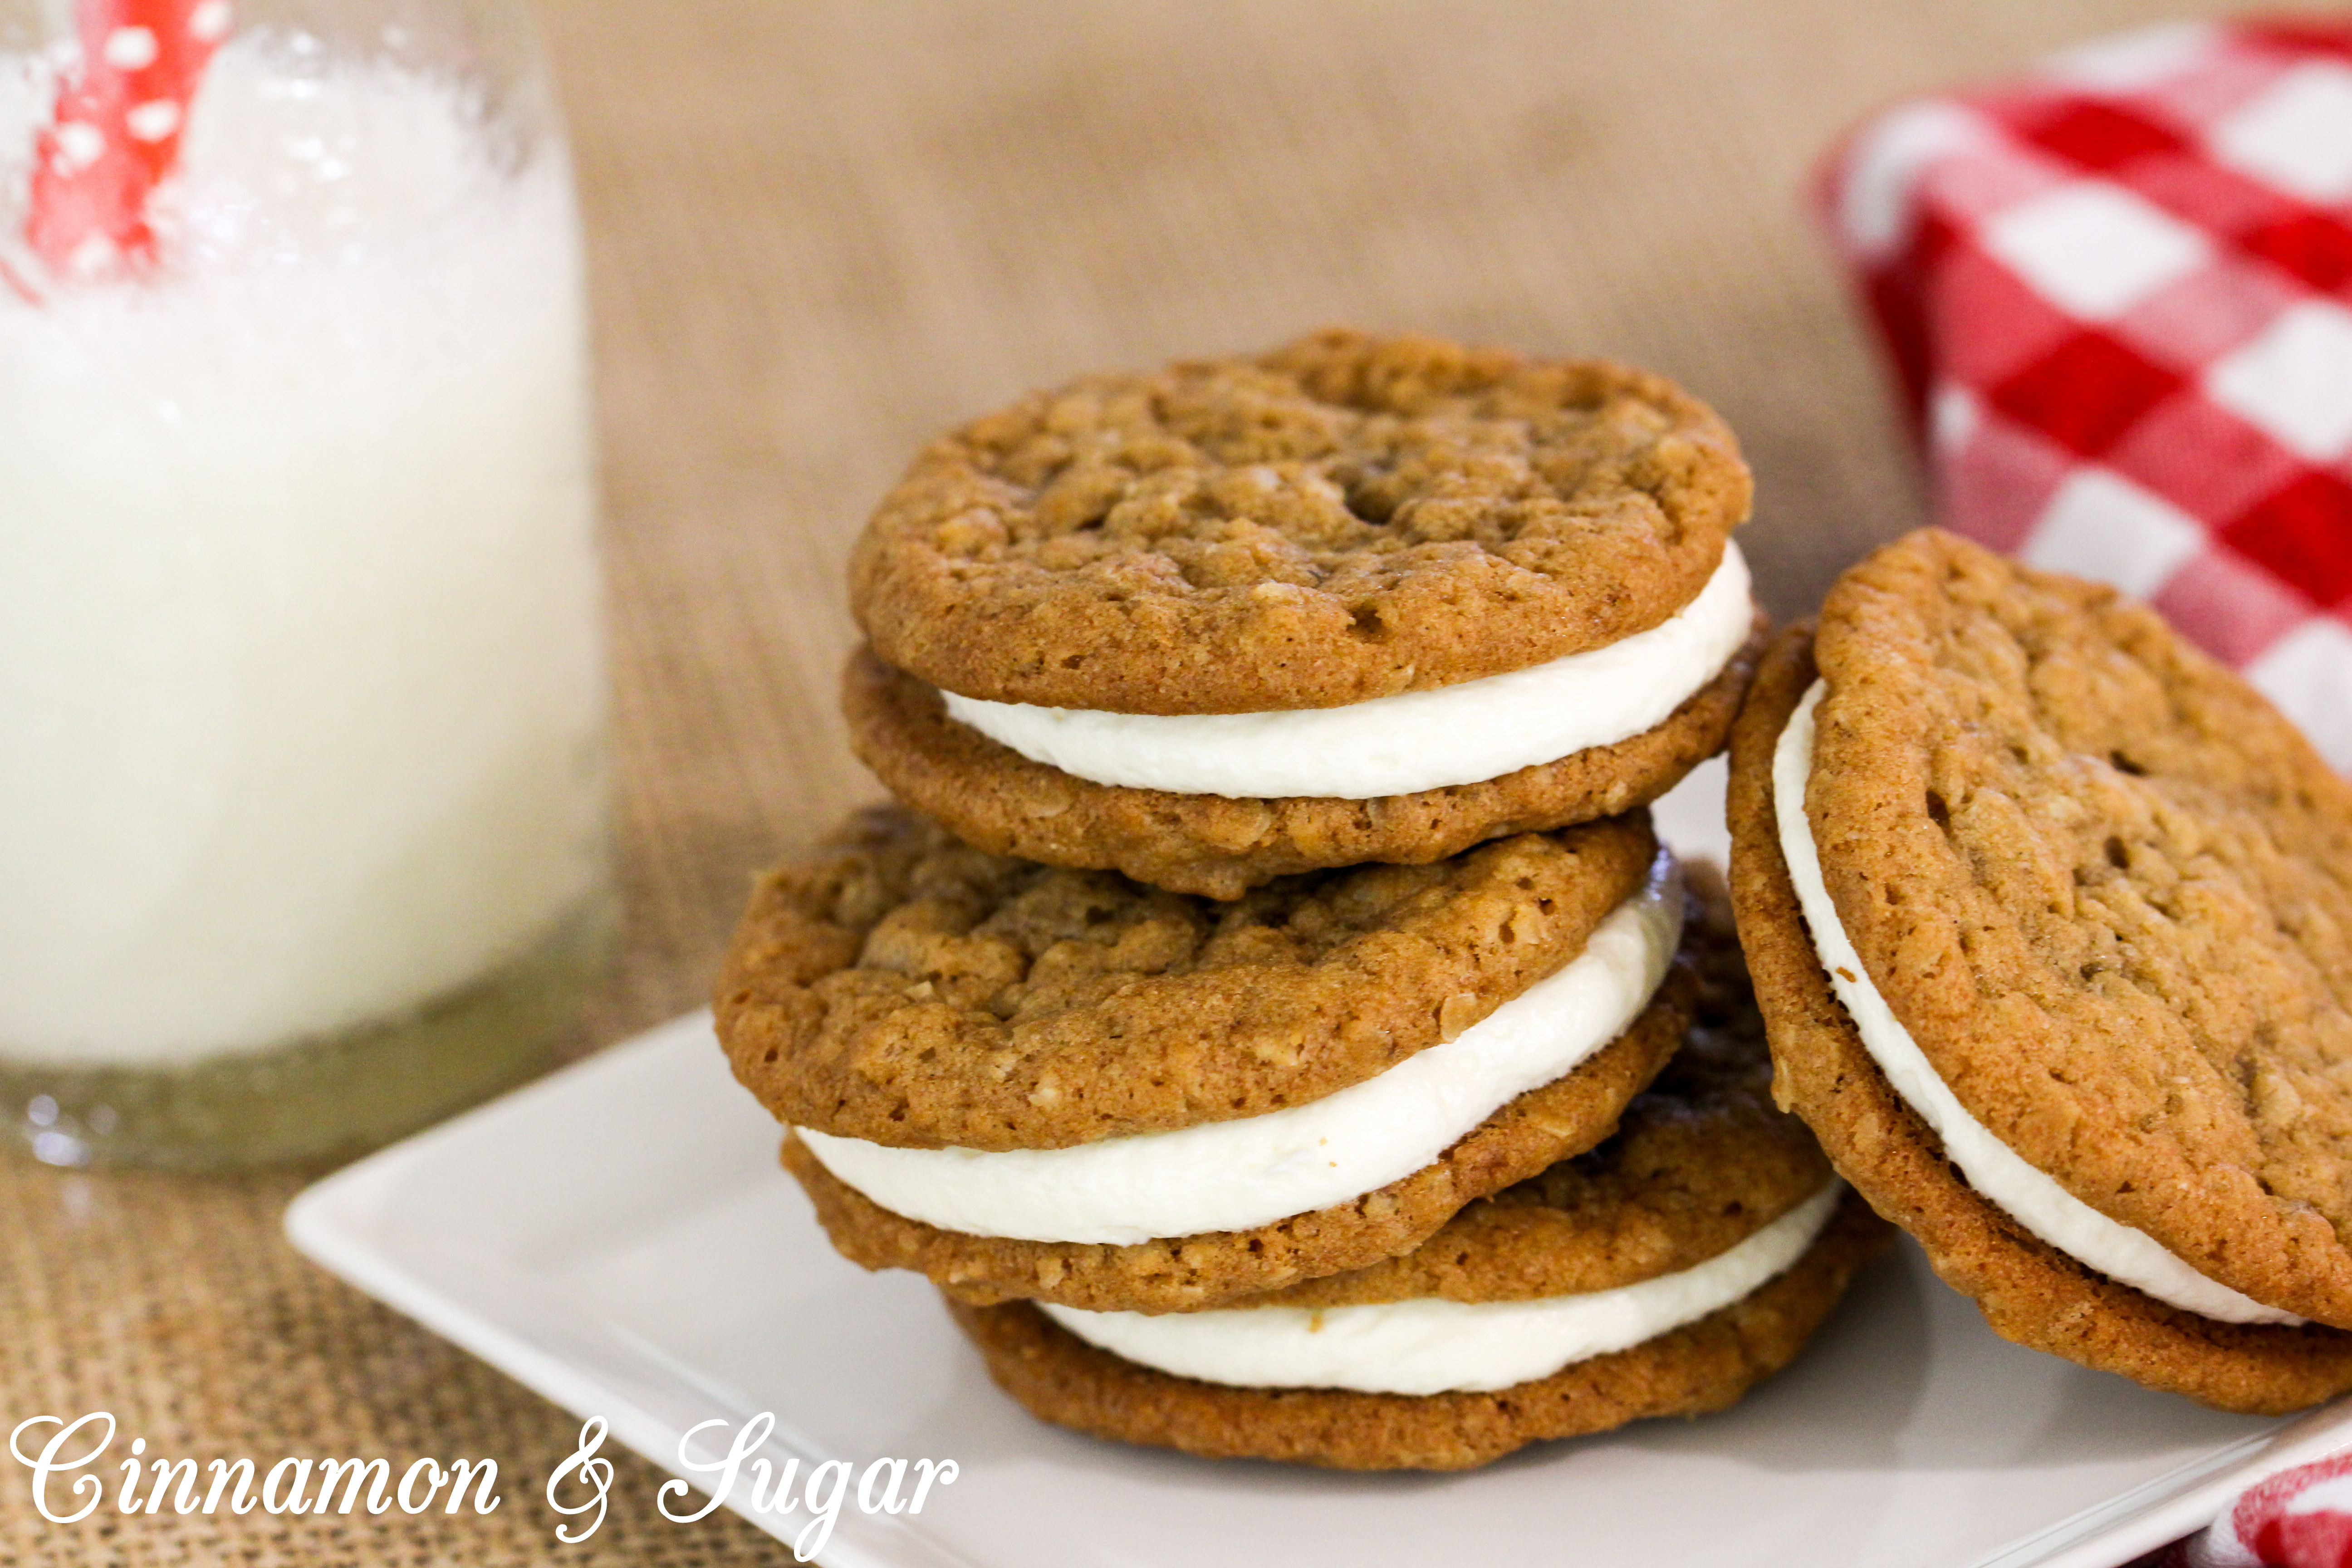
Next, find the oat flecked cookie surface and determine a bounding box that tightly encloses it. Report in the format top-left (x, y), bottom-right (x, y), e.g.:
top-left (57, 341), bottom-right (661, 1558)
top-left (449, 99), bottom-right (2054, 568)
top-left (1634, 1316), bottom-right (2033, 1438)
top-left (849, 328), bottom-right (1752, 715)
top-left (944, 887), bottom-right (1888, 1468)
top-left (843, 624), bottom-right (1763, 899)
top-left (1806, 531), bottom-right (2352, 1328)
top-left (1730, 587), bottom-right (2352, 1413)
top-left (716, 805), bottom-right (1657, 1151)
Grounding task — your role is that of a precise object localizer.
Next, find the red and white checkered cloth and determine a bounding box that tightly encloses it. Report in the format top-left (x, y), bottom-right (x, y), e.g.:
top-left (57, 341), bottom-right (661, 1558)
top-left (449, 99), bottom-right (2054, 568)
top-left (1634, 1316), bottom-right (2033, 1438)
top-left (1816, 17), bottom-right (2352, 774)
top-left (2131, 1450), bottom-right (2352, 1568)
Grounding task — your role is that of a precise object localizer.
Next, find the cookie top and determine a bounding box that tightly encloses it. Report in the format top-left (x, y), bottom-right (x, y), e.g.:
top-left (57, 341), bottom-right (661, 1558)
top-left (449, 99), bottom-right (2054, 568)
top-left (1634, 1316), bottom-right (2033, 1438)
top-left (717, 805), bottom-right (1656, 1152)
top-left (849, 329), bottom-right (1751, 715)
top-left (1730, 623), bottom-right (2352, 1414)
top-left (1808, 529), bottom-right (2352, 1325)
top-left (1237, 867), bottom-right (1831, 1308)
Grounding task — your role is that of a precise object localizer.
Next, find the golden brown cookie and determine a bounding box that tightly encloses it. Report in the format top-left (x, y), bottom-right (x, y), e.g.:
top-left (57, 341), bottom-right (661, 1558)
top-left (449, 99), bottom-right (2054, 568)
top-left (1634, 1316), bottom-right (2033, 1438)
top-left (849, 328), bottom-right (1752, 715)
top-left (717, 806), bottom-right (1656, 1151)
top-left (948, 1194), bottom-right (1884, 1471)
top-left (1804, 531), bottom-right (2352, 1322)
top-left (780, 965), bottom-right (1688, 1313)
top-left (1730, 566), bottom-right (2352, 1414)
top-left (842, 622), bottom-right (1763, 899)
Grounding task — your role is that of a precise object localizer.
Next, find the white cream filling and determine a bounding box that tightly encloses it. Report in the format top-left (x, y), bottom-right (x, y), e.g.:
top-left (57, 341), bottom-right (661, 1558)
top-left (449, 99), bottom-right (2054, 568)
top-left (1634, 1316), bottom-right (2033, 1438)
top-left (1774, 682), bottom-right (2300, 1327)
top-left (796, 853), bottom-right (1682, 1246)
top-left (940, 543), bottom-right (1755, 799)
top-left (1041, 1181), bottom-right (1844, 1394)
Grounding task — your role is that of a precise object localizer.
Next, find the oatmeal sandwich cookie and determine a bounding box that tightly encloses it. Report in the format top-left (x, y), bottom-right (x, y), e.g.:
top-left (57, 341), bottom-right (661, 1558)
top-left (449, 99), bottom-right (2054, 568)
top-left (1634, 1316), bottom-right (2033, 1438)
top-left (948, 885), bottom-right (1891, 1470)
top-left (845, 328), bottom-right (1766, 898)
top-left (717, 805), bottom-right (1695, 1314)
top-left (1729, 528), bottom-right (2352, 1414)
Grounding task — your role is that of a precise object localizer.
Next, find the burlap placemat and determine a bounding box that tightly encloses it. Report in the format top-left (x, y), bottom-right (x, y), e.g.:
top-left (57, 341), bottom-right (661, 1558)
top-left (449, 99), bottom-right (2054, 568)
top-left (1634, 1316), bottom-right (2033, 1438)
top-left (5, 1), bottom-right (2318, 1561)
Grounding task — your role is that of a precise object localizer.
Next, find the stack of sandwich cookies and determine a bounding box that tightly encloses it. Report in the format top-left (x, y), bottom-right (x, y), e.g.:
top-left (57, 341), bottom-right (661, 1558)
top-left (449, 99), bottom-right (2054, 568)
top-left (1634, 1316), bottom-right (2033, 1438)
top-left (947, 876), bottom-right (1892, 1470)
top-left (845, 329), bottom-right (1766, 898)
top-left (719, 807), bottom-right (1694, 1314)
top-left (711, 328), bottom-right (1841, 1468)
top-left (1728, 529), bottom-right (2352, 1413)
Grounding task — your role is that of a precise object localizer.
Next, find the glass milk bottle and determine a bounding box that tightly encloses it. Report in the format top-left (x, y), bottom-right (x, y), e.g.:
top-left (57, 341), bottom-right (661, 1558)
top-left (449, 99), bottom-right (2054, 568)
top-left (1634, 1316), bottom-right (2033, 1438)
top-left (0, 0), bottom-right (611, 1167)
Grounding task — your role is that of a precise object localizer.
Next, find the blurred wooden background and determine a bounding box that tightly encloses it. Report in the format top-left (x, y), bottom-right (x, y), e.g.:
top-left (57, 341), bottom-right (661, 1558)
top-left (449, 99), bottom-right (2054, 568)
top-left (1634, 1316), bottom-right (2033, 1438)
top-left (5, 2), bottom-right (2330, 1562)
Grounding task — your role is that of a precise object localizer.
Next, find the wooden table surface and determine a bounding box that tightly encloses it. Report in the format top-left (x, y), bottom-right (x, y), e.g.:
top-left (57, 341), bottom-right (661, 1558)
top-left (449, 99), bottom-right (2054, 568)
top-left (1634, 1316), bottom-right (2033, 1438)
top-left (4, 2), bottom-right (2321, 1562)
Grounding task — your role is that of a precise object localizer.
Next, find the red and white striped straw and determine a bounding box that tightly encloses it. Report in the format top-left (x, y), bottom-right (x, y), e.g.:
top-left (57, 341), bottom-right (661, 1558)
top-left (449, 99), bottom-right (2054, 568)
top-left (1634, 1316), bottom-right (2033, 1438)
top-left (20, 0), bottom-right (232, 285)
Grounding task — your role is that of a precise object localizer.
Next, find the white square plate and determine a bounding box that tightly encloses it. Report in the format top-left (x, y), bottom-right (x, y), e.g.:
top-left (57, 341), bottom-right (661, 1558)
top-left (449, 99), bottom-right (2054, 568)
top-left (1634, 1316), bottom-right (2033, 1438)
top-left (286, 1010), bottom-right (2352, 1568)
top-left (287, 765), bottom-right (2352, 1568)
